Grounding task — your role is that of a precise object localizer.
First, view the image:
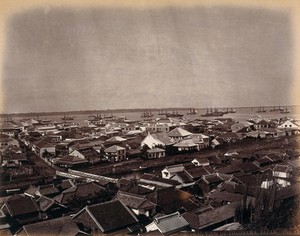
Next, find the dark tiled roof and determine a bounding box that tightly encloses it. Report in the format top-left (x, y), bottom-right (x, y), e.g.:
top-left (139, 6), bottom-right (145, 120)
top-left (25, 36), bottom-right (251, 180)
top-left (5, 194), bottom-right (39, 216)
top-left (202, 173), bottom-right (223, 184)
top-left (37, 184), bottom-right (59, 196)
top-left (82, 200), bottom-right (138, 232)
top-left (174, 171), bottom-right (194, 183)
top-left (185, 166), bottom-right (211, 179)
top-left (115, 191), bottom-right (156, 210)
top-left (182, 201), bottom-right (240, 230)
top-left (139, 173), bottom-right (181, 186)
top-left (207, 190), bottom-right (243, 203)
top-left (75, 182), bottom-right (106, 199)
top-left (153, 212), bottom-right (189, 234)
top-left (56, 155), bottom-right (89, 165)
top-left (21, 216), bottom-right (81, 236)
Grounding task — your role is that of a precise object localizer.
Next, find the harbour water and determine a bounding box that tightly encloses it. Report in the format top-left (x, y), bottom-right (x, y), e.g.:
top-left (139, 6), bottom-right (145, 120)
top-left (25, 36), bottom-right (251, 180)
top-left (3, 106), bottom-right (300, 123)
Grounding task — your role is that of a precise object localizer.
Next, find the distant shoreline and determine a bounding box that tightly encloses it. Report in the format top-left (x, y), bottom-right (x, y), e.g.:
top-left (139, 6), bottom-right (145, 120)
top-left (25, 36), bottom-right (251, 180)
top-left (1, 105), bottom-right (299, 117)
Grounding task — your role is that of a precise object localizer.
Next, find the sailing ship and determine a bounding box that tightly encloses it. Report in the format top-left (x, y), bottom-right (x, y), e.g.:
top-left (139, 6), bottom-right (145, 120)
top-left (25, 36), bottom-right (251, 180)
top-left (141, 111), bottom-right (154, 118)
top-left (268, 105), bottom-right (284, 112)
top-left (256, 107), bottom-right (267, 113)
top-left (166, 110), bottom-right (183, 117)
top-left (227, 107), bottom-right (237, 113)
top-left (158, 110), bottom-right (169, 116)
top-left (61, 114), bottom-right (74, 120)
top-left (201, 108), bottom-right (224, 117)
top-left (186, 108), bottom-right (197, 115)
top-left (280, 107), bottom-right (290, 114)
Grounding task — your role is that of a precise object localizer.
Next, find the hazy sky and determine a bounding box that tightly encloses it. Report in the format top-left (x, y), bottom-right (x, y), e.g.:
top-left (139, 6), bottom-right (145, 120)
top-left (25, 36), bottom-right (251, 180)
top-left (2, 6), bottom-right (293, 113)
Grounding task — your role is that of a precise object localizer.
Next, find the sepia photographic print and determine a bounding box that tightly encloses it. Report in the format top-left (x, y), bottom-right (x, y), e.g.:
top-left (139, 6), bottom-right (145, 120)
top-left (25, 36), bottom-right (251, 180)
top-left (0, 0), bottom-right (300, 235)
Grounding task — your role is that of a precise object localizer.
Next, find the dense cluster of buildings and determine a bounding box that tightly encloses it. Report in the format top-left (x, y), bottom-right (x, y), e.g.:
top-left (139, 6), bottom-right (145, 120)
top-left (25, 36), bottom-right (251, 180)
top-left (0, 113), bottom-right (299, 235)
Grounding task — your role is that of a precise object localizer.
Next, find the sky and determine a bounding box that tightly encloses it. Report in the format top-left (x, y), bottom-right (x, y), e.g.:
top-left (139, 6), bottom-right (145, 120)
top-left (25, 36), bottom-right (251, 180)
top-left (1, 5), bottom-right (294, 113)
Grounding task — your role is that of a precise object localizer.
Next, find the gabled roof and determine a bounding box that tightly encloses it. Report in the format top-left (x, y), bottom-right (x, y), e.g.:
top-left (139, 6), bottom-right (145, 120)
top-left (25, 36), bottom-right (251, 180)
top-left (173, 138), bottom-right (197, 148)
top-left (104, 145), bottom-right (126, 153)
top-left (273, 164), bottom-right (292, 173)
top-left (105, 136), bottom-right (127, 143)
top-left (168, 127), bottom-right (192, 137)
top-left (172, 171), bottom-right (194, 184)
top-left (151, 212), bottom-right (189, 235)
top-left (36, 196), bottom-right (66, 212)
top-left (152, 133), bottom-right (174, 145)
top-left (163, 164), bottom-right (185, 174)
top-left (207, 191), bottom-right (243, 203)
top-left (147, 147), bottom-right (165, 153)
top-left (182, 201), bottom-right (240, 230)
top-left (37, 184), bottom-right (59, 196)
top-left (115, 191), bottom-right (156, 210)
top-left (4, 194), bottom-right (39, 216)
top-left (72, 147), bottom-right (100, 162)
top-left (185, 166), bottom-right (212, 180)
top-left (56, 155), bottom-right (89, 165)
top-left (202, 173), bottom-right (224, 184)
top-left (140, 173), bottom-right (181, 187)
top-left (20, 216), bottom-right (82, 236)
top-left (73, 200), bottom-right (138, 233)
top-left (141, 133), bottom-right (165, 148)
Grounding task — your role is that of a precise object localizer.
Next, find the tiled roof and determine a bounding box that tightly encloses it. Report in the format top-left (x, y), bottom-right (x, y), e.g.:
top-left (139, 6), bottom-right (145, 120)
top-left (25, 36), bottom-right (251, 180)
top-left (168, 127), bottom-right (192, 137)
top-left (183, 201), bottom-right (240, 230)
top-left (104, 145), bottom-right (125, 153)
top-left (76, 200), bottom-right (138, 233)
top-left (173, 138), bottom-right (197, 147)
top-left (185, 166), bottom-right (211, 179)
top-left (21, 216), bottom-right (81, 236)
top-left (56, 155), bottom-right (89, 165)
top-left (152, 212), bottom-right (189, 234)
top-left (5, 194), bottom-right (39, 216)
top-left (147, 148), bottom-right (165, 153)
top-left (140, 173), bottom-right (181, 186)
top-left (115, 191), bottom-right (156, 210)
top-left (105, 136), bottom-right (127, 143)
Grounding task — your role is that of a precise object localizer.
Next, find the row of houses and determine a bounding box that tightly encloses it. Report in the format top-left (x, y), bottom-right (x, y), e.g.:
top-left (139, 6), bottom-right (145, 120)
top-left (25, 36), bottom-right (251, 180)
top-left (1, 145), bottom-right (299, 235)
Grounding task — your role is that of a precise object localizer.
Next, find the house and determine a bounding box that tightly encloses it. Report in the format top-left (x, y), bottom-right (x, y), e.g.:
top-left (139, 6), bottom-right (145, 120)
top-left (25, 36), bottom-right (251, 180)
top-left (70, 146), bottom-right (101, 164)
top-left (278, 120), bottom-right (300, 131)
top-left (32, 140), bottom-right (56, 157)
top-left (1, 195), bottom-right (40, 229)
top-left (184, 166), bottom-right (213, 181)
top-left (190, 133), bottom-right (210, 149)
top-left (34, 184), bottom-right (60, 198)
top-left (231, 121), bottom-right (254, 133)
top-left (147, 148), bottom-right (166, 159)
top-left (104, 136), bottom-right (127, 146)
top-left (207, 190), bottom-right (244, 207)
top-left (54, 155), bottom-right (89, 168)
top-left (169, 171), bottom-right (194, 187)
top-left (16, 216), bottom-right (83, 236)
top-left (73, 200), bottom-right (138, 233)
top-left (0, 123), bottom-right (22, 137)
top-left (272, 164), bottom-right (294, 187)
top-left (36, 196), bottom-right (68, 219)
top-left (141, 133), bottom-right (165, 149)
top-left (147, 187), bottom-right (200, 214)
top-left (114, 191), bottom-right (156, 217)
top-left (145, 212), bottom-right (189, 235)
top-left (197, 173), bottom-right (225, 193)
top-left (161, 164), bottom-right (185, 179)
top-left (182, 201), bottom-right (240, 231)
top-left (139, 173), bottom-right (181, 188)
top-left (173, 138), bottom-right (199, 152)
top-left (191, 157), bottom-right (210, 167)
top-left (104, 145), bottom-right (126, 162)
top-left (167, 127), bottom-right (192, 141)
top-left (54, 182), bottom-right (108, 207)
